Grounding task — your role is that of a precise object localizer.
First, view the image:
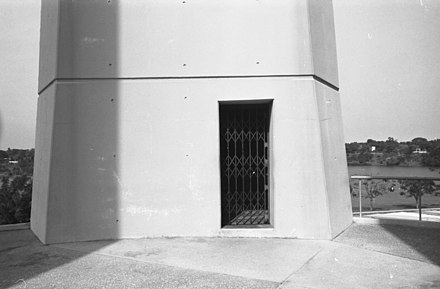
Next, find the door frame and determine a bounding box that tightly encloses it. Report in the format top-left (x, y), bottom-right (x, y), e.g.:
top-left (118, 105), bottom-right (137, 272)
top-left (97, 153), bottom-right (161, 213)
top-left (218, 99), bottom-right (274, 229)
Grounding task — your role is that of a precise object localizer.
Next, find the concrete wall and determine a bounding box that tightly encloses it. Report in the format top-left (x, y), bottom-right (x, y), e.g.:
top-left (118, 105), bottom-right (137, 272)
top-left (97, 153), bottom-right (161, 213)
top-left (38, 0), bottom-right (342, 90)
top-left (32, 0), bottom-right (352, 243)
top-left (38, 0), bottom-right (59, 93)
top-left (308, 0), bottom-right (339, 87)
top-left (30, 84), bottom-right (56, 243)
top-left (314, 82), bottom-right (352, 238)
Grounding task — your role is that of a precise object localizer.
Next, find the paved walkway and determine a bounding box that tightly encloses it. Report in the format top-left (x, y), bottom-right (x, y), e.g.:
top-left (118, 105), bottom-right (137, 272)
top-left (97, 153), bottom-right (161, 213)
top-left (366, 209), bottom-right (440, 223)
top-left (1, 222), bottom-right (440, 289)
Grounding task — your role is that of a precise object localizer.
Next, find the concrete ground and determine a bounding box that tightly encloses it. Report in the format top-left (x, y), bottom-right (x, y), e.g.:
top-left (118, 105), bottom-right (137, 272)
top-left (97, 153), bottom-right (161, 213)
top-left (1, 222), bottom-right (440, 289)
top-left (353, 209), bottom-right (440, 223)
top-left (366, 210), bottom-right (440, 223)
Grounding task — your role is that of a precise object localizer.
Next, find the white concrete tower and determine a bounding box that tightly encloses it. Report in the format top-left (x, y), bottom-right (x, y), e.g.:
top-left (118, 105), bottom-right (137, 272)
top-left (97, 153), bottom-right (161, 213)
top-left (32, 0), bottom-right (352, 244)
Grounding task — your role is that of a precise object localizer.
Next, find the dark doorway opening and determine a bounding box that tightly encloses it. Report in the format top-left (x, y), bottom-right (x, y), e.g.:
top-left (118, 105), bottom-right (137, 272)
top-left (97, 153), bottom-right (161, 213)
top-left (219, 101), bottom-right (272, 227)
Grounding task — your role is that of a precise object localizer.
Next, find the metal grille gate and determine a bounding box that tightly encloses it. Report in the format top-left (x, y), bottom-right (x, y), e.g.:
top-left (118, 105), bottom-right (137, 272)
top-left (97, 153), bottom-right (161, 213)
top-left (220, 103), bottom-right (271, 227)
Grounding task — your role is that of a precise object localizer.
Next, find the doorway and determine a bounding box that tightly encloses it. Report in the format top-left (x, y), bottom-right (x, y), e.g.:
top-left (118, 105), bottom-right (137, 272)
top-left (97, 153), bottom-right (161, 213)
top-left (219, 101), bottom-right (272, 227)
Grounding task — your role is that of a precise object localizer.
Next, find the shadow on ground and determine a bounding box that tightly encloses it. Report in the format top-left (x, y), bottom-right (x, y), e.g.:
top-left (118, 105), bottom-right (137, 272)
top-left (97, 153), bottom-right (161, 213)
top-left (2, 224), bottom-right (440, 288)
top-left (0, 230), bottom-right (89, 288)
top-left (382, 224), bottom-right (440, 266)
top-left (0, 230), bottom-right (279, 289)
top-left (335, 222), bottom-right (440, 266)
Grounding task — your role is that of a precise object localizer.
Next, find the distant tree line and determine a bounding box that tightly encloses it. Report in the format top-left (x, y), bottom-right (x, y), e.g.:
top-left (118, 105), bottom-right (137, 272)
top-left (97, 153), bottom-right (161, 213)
top-left (346, 137), bottom-right (440, 167)
top-left (0, 148), bottom-right (34, 225)
top-left (0, 148), bottom-right (34, 176)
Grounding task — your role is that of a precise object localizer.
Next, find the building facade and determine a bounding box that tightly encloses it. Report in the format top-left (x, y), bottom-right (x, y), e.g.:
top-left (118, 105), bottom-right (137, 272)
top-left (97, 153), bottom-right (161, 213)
top-left (32, 0), bottom-right (352, 244)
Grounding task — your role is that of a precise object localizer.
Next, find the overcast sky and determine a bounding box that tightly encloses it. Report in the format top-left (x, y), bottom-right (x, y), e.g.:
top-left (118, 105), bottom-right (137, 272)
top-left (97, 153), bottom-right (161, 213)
top-left (334, 0), bottom-right (440, 142)
top-left (0, 0), bottom-right (39, 149)
top-left (0, 0), bottom-right (439, 149)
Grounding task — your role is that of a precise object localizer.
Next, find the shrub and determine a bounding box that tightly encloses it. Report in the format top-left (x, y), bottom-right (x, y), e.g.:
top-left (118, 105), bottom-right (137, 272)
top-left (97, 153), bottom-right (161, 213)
top-left (423, 146), bottom-right (440, 167)
top-left (0, 174), bottom-right (32, 225)
top-left (357, 153), bottom-right (373, 164)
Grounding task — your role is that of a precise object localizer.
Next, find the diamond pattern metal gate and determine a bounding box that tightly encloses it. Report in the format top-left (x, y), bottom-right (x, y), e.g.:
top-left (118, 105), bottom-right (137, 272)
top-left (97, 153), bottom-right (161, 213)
top-left (220, 103), bottom-right (271, 227)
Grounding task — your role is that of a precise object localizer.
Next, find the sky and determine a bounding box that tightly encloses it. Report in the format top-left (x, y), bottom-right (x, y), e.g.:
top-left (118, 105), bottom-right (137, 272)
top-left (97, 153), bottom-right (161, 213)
top-left (0, 0), bottom-right (40, 149)
top-left (334, 0), bottom-right (440, 142)
top-left (0, 0), bottom-right (439, 149)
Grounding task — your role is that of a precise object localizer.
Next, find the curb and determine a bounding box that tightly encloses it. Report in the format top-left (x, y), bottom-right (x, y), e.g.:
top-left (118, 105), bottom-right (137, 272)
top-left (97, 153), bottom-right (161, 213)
top-left (353, 217), bottom-right (440, 229)
top-left (0, 222), bottom-right (30, 232)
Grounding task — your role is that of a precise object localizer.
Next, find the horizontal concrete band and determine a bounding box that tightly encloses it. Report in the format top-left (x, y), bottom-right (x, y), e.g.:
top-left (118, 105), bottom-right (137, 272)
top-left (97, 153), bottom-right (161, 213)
top-left (38, 74), bottom-right (339, 95)
top-left (0, 222), bottom-right (30, 232)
